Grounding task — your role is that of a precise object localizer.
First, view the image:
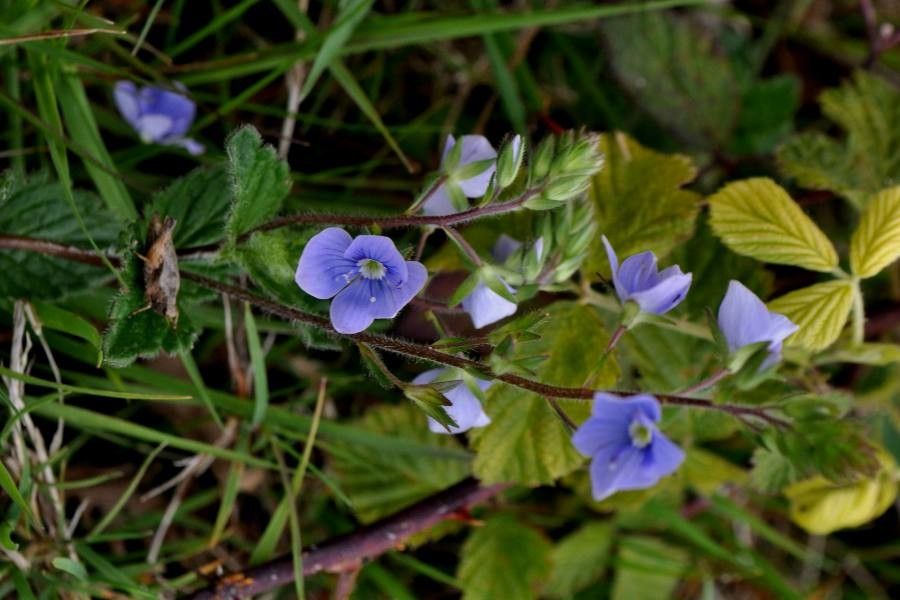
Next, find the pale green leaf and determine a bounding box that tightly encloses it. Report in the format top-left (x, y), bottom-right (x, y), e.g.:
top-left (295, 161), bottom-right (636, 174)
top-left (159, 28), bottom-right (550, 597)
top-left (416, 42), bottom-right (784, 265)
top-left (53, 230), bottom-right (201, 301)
top-left (471, 302), bottom-right (619, 485)
top-left (850, 186), bottom-right (900, 278)
top-left (682, 448), bottom-right (746, 496)
top-left (708, 177), bottom-right (838, 272)
top-left (458, 515), bottom-right (551, 600)
top-left (585, 132), bottom-right (701, 280)
top-left (329, 404), bottom-right (469, 523)
top-left (786, 451), bottom-right (898, 535)
top-left (767, 280), bottom-right (854, 352)
top-left (0, 459), bottom-right (36, 525)
top-left (777, 71), bottom-right (900, 210)
top-left (225, 126), bottom-right (291, 242)
top-left (546, 522), bottom-right (613, 599)
top-left (611, 536), bottom-right (688, 600)
top-left (826, 343), bottom-right (900, 366)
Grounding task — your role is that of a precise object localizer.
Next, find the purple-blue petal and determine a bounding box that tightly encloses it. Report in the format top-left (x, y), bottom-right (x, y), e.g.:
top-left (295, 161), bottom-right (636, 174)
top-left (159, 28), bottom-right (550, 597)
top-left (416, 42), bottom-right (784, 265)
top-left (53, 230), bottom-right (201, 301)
top-left (420, 185), bottom-right (457, 216)
top-left (572, 415), bottom-right (631, 457)
top-left (135, 114), bottom-right (174, 143)
top-left (627, 271), bottom-right (693, 315)
top-left (718, 280), bottom-right (798, 354)
top-left (641, 432), bottom-right (686, 483)
top-left (344, 235), bottom-right (408, 286)
top-left (413, 369), bottom-right (492, 434)
top-left (461, 282), bottom-right (517, 328)
top-left (601, 236), bottom-right (624, 299)
top-left (295, 227), bottom-right (356, 299)
top-left (453, 135), bottom-right (497, 198)
top-left (368, 261), bottom-right (428, 319)
top-left (138, 85), bottom-right (196, 138)
top-left (113, 81), bottom-right (141, 129)
top-left (329, 280), bottom-right (378, 334)
top-left (492, 234), bottom-right (522, 263)
top-left (588, 444), bottom-right (644, 501)
top-left (591, 392), bottom-right (661, 422)
top-left (616, 251), bottom-right (660, 296)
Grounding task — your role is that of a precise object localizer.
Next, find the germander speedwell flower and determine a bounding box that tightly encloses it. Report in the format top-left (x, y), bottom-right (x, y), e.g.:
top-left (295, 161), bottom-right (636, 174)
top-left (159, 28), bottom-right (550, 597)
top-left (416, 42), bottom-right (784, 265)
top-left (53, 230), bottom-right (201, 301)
top-left (113, 81), bottom-right (204, 155)
top-left (413, 368), bottom-right (491, 434)
top-left (718, 280), bottom-right (798, 370)
top-left (602, 235), bottom-right (692, 316)
top-left (572, 393), bottom-right (684, 501)
top-left (295, 228), bottom-right (427, 334)
top-left (422, 135), bottom-right (497, 216)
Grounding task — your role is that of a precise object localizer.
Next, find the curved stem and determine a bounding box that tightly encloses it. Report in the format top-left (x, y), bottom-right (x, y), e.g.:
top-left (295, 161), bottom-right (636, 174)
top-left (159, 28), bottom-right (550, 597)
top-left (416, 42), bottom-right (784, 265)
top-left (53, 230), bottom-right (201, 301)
top-left (444, 226), bottom-right (484, 267)
top-left (235, 186), bottom-right (543, 243)
top-left (0, 233), bottom-right (790, 429)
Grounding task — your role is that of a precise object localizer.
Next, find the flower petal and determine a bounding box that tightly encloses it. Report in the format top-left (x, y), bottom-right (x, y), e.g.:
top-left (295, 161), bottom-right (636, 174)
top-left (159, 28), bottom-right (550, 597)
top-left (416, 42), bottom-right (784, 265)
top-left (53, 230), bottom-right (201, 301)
top-left (441, 134), bottom-right (456, 162)
top-left (591, 392), bottom-right (661, 422)
top-left (344, 235), bottom-right (408, 287)
top-left (368, 261), bottom-right (428, 319)
top-left (628, 271), bottom-right (692, 315)
top-left (411, 369), bottom-right (443, 386)
top-left (601, 236), bottom-right (624, 301)
top-left (461, 282), bottom-right (517, 328)
top-left (616, 251), bottom-right (660, 296)
top-left (588, 444), bottom-right (644, 501)
top-left (295, 227), bottom-right (356, 299)
top-left (718, 280), bottom-right (778, 351)
top-left (492, 234), bottom-right (522, 263)
top-left (455, 135), bottom-right (497, 197)
top-left (329, 281), bottom-right (377, 334)
top-left (113, 81), bottom-right (141, 128)
top-left (638, 431), bottom-right (686, 484)
top-left (428, 382), bottom-right (491, 434)
top-left (139, 85), bottom-right (196, 137)
top-left (136, 114), bottom-right (174, 143)
top-left (572, 415), bottom-right (631, 458)
top-left (421, 185), bottom-right (457, 216)
top-left (169, 137), bottom-right (205, 156)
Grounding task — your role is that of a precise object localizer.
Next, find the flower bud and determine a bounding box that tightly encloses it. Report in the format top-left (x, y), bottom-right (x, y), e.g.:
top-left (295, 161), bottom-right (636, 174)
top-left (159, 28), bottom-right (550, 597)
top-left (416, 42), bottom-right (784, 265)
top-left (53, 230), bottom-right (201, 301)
top-left (531, 136), bottom-right (555, 181)
top-left (497, 135), bottom-right (525, 188)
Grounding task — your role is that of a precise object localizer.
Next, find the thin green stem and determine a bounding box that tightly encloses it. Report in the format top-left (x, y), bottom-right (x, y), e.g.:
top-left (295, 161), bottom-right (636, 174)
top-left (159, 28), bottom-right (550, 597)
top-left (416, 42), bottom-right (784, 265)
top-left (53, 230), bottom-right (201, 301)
top-left (443, 227), bottom-right (484, 267)
top-left (851, 277), bottom-right (866, 346)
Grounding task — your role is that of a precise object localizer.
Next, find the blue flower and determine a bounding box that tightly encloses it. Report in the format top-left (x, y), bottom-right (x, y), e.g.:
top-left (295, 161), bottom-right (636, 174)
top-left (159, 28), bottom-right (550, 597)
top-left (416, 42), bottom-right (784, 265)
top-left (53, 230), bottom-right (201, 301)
top-left (602, 235), bottom-right (692, 315)
top-left (113, 81), bottom-right (203, 155)
top-left (422, 135), bottom-right (497, 216)
top-left (718, 280), bottom-right (798, 370)
top-left (295, 228), bottom-right (427, 334)
top-left (461, 235), bottom-right (534, 328)
top-left (413, 368), bottom-right (491, 434)
top-left (573, 393), bottom-right (685, 501)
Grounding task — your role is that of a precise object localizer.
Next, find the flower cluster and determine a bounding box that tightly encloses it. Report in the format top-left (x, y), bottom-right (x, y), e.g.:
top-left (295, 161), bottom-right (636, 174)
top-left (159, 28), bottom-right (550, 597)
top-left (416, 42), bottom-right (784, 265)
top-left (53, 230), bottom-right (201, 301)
top-left (412, 369), bottom-right (492, 434)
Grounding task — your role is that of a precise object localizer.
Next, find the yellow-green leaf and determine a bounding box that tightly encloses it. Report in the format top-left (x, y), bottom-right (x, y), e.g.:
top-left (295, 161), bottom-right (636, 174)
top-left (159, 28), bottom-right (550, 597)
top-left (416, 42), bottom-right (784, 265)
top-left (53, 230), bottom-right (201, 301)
top-left (708, 178), bottom-right (838, 272)
top-left (850, 186), bottom-right (900, 278)
top-left (585, 132), bottom-right (702, 280)
top-left (767, 280), bottom-right (854, 352)
top-left (471, 302), bottom-right (619, 485)
top-left (785, 451), bottom-right (898, 535)
top-left (682, 448), bottom-right (747, 496)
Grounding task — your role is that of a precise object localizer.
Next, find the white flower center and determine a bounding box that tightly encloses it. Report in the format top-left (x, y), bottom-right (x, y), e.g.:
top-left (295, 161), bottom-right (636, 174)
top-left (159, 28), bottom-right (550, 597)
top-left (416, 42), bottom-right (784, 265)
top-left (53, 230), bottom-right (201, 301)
top-left (358, 258), bottom-right (386, 280)
top-left (628, 418), bottom-right (653, 448)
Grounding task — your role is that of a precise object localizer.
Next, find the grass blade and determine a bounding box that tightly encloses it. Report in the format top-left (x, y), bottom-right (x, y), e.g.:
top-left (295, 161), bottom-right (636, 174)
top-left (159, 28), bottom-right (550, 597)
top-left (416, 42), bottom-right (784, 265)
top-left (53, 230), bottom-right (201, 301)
top-left (243, 303), bottom-right (269, 428)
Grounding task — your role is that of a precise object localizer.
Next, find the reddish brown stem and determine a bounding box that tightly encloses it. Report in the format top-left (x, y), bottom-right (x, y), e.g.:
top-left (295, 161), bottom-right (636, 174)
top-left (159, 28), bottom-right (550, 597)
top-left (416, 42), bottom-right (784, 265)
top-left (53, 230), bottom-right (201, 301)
top-left (187, 477), bottom-right (507, 599)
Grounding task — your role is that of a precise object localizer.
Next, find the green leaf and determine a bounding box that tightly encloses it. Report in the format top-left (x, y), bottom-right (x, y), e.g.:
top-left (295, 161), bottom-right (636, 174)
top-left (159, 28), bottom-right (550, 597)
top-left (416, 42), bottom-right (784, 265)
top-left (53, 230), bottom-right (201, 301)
top-left (681, 448), bottom-right (746, 496)
top-left (56, 72), bottom-right (136, 222)
top-left (729, 75), bottom-right (800, 156)
top-left (149, 164), bottom-right (232, 248)
top-left (785, 451), bottom-right (898, 535)
top-left (0, 459), bottom-right (36, 526)
top-left (329, 404), bottom-right (469, 523)
top-left (584, 132), bottom-right (701, 280)
top-left (471, 302), bottom-right (619, 485)
top-left (850, 185), bottom-right (900, 278)
top-left (598, 12), bottom-right (738, 149)
top-left (458, 515), bottom-right (551, 600)
top-left (826, 342), bottom-right (900, 366)
top-left (611, 536), bottom-right (688, 600)
top-left (777, 71), bottom-right (900, 210)
top-left (30, 300), bottom-right (102, 365)
top-left (0, 175), bottom-right (118, 299)
top-left (102, 252), bottom-right (198, 368)
top-left (545, 522), bottom-right (613, 599)
top-left (225, 126), bottom-right (291, 242)
top-left (708, 177), bottom-right (838, 272)
top-left (767, 280), bottom-right (854, 352)
top-left (244, 304), bottom-right (269, 428)
top-left (52, 557), bottom-right (87, 581)
top-left (298, 0), bottom-right (374, 102)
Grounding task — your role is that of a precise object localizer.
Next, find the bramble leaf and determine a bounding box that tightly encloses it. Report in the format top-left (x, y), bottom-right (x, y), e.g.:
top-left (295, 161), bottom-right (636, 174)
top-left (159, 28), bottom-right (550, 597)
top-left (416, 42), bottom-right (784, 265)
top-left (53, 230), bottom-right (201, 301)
top-left (777, 71), bottom-right (900, 210)
top-left (767, 280), bottom-right (853, 352)
top-left (584, 132), bottom-right (701, 280)
top-left (328, 404), bottom-right (469, 523)
top-left (545, 522), bottom-right (613, 599)
top-left (224, 126), bottom-right (291, 243)
top-left (611, 536), bottom-right (688, 600)
top-left (458, 515), bottom-right (552, 600)
top-left (471, 302), bottom-right (619, 485)
top-left (149, 164), bottom-right (232, 248)
top-left (708, 178), bottom-right (838, 272)
top-left (850, 186), bottom-right (900, 278)
top-left (786, 452), bottom-right (898, 535)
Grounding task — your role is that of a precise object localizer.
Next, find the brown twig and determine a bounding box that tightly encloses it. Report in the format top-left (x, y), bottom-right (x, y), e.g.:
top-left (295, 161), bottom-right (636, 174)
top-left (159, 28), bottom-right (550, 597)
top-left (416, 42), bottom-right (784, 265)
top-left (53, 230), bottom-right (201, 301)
top-left (187, 477), bottom-right (507, 599)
